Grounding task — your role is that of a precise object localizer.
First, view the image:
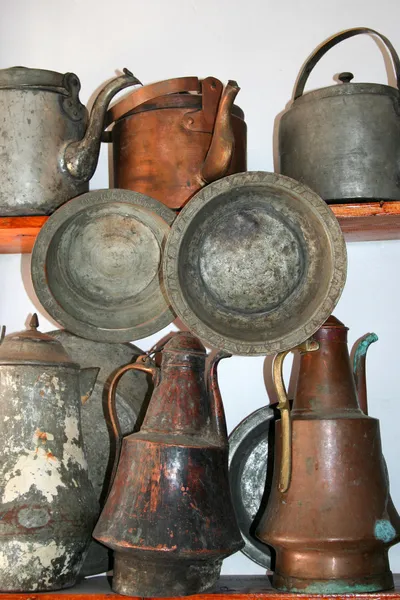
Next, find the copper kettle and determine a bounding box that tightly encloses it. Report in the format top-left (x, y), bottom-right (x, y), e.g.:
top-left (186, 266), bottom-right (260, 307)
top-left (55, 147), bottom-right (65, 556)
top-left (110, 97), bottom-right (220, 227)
top-left (257, 316), bottom-right (400, 593)
top-left (93, 332), bottom-right (243, 597)
top-left (105, 76), bottom-right (247, 209)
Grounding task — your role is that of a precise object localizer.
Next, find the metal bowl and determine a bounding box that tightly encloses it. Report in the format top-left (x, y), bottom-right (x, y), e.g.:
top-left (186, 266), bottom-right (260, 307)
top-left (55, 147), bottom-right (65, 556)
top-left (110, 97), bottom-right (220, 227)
top-left (32, 189), bottom-right (176, 343)
top-left (47, 330), bottom-right (150, 577)
top-left (164, 172), bottom-right (347, 355)
top-left (228, 406), bottom-right (275, 569)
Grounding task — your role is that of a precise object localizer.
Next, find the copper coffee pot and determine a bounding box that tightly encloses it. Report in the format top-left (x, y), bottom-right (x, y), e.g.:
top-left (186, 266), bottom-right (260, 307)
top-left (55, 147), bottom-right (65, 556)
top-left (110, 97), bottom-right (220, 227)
top-left (257, 316), bottom-right (400, 593)
top-left (93, 332), bottom-right (243, 597)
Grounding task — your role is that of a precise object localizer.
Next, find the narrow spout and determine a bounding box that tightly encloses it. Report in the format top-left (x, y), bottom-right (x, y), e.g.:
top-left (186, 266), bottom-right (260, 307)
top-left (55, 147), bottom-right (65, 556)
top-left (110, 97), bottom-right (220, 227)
top-left (64, 68), bottom-right (141, 181)
top-left (206, 351), bottom-right (231, 445)
top-left (352, 333), bottom-right (378, 415)
top-left (201, 81), bottom-right (240, 183)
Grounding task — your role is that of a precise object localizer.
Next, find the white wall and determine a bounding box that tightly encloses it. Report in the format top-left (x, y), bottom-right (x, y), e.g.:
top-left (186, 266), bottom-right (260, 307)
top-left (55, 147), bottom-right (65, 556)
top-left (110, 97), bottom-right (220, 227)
top-left (1, 0), bottom-right (400, 576)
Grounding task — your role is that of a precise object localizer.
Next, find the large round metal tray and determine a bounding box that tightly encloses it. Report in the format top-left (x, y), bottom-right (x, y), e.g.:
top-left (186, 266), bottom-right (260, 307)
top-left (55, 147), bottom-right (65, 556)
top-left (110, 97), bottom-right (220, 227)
top-left (32, 189), bottom-right (176, 343)
top-left (164, 172), bottom-right (347, 355)
top-left (228, 406), bottom-right (275, 569)
top-left (47, 330), bottom-right (150, 577)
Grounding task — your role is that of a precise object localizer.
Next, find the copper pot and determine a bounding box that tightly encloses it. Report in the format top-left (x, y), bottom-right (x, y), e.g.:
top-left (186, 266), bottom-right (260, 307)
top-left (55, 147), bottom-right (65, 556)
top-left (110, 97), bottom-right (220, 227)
top-left (106, 76), bottom-right (247, 209)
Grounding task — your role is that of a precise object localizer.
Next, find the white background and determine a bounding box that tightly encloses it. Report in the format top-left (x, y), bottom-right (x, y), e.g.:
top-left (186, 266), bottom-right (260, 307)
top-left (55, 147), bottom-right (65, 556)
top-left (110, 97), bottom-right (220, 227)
top-left (1, 0), bottom-right (400, 575)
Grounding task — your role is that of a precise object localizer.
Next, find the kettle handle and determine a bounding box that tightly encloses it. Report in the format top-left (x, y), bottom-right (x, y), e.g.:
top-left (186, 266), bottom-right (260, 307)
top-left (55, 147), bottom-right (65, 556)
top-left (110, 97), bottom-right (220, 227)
top-left (107, 356), bottom-right (160, 487)
top-left (106, 76), bottom-right (202, 125)
top-left (352, 332), bottom-right (378, 415)
top-left (294, 27), bottom-right (400, 100)
top-left (272, 339), bottom-right (320, 493)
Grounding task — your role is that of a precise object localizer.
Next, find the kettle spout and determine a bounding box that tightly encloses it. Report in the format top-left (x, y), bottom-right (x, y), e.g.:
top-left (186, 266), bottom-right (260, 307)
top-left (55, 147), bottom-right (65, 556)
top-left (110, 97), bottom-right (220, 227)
top-left (64, 68), bottom-right (141, 181)
top-left (206, 350), bottom-right (231, 445)
top-left (352, 332), bottom-right (378, 415)
top-left (201, 80), bottom-right (240, 183)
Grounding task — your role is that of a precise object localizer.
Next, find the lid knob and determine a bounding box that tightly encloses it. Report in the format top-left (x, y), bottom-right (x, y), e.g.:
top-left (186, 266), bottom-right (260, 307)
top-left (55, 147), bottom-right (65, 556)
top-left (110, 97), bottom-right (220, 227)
top-left (29, 313), bottom-right (39, 330)
top-left (338, 72), bottom-right (354, 84)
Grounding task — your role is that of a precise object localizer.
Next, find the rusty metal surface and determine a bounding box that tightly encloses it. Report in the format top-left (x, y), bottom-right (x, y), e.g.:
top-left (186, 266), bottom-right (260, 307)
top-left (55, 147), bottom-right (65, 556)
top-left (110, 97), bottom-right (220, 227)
top-left (0, 318), bottom-right (98, 591)
top-left (164, 172), bottom-right (347, 355)
top-left (257, 316), bottom-right (400, 594)
top-left (0, 67), bottom-right (139, 216)
top-left (47, 330), bottom-right (150, 577)
top-left (228, 406), bottom-right (275, 569)
top-left (94, 332), bottom-right (243, 597)
top-left (31, 189), bottom-right (175, 343)
top-left (279, 28), bottom-right (400, 203)
top-left (109, 76), bottom-right (246, 209)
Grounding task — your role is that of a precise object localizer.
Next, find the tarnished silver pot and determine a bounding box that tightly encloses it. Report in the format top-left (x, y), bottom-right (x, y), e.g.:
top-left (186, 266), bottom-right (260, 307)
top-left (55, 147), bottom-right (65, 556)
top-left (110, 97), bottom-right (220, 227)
top-left (0, 315), bottom-right (99, 591)
top-left (279, 28), bottom-right (400, 203)
top-left (0, 66), bottom-right (140, 215)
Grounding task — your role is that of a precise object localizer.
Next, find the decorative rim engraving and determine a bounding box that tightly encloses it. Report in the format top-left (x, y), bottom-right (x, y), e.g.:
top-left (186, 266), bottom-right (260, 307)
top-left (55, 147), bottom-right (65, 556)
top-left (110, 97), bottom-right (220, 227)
top-left (164, 172), bottom-right (347, 356)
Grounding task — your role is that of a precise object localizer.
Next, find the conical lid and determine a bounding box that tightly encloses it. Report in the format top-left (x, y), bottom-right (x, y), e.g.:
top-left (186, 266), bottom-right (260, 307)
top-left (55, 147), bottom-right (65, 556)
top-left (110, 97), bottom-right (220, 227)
top-left (0, 314), bottom-right (77, 366)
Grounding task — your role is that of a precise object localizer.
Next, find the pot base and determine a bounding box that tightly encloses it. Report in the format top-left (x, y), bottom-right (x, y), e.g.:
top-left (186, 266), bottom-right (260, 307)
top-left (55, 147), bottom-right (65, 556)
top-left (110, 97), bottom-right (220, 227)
top-left (272, 571), bottom-right (394, 594)
top-left (113, 552), bottom-right (222, 597)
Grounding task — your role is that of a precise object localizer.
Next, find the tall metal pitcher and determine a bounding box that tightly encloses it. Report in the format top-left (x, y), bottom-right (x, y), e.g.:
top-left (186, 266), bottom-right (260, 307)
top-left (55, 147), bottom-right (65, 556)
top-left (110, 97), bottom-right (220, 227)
top-left (94, 332), bottom-right (243, 597)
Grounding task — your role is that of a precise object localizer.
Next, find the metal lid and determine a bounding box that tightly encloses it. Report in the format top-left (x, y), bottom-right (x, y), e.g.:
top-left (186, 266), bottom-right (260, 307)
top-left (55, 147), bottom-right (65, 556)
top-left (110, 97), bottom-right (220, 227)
top-left (0, 314), bottom-right (77, 366)
top-left (292, 81), bottom-right (400, 108)
top-left (0, 66), bottom-right (76, 93)
top-left (164, 332), bottom-right (206, 355)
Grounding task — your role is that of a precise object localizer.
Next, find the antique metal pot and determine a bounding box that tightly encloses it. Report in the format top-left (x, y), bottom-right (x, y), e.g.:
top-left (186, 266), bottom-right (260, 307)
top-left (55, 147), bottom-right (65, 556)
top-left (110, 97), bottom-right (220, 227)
top-left (257, 316), bottom-right (400, 593)
top-left (94, 332), bottom-right (243, 597)
top-left (164, 171), bottom-right (347, 355)
top-left (106, 76), bottom-right (246, 209)
top-left (0, 66), bottom-right (139, 215)
top-left (0, 315), bottom-right (99, 591)
top-left (279, 28), bottom-right (400, 202)
top-left (31, 189), bottom-right (175, 343)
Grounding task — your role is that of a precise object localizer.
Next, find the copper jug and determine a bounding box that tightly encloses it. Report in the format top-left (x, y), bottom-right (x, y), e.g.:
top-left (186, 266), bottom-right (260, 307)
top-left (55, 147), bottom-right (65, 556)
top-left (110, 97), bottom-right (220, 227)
top-left (93, 332), bottom-right (243, 597)
top-left (257, 316), bottom-right (400, 593)
top-left (105, 76), bottom-right (247, 209)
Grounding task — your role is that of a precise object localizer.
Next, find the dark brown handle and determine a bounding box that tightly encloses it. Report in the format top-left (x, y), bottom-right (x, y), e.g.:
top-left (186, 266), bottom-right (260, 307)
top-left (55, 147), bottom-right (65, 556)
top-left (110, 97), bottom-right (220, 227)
top-left (106, 76), bottom-right (202, 125)
top-left (294, 27), bottom-right (400, 100)
top-left (107, 357), bottom-right (159, 487)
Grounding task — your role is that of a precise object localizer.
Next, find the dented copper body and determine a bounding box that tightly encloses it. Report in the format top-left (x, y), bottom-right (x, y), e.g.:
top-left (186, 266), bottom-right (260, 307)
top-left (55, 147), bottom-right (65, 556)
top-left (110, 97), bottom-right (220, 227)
top-left (257, 316), bottom-right (400, 593)
top-left (93, 332), bottom-right (243, 597)
top-left (0, 316), bottom-right (99, 591)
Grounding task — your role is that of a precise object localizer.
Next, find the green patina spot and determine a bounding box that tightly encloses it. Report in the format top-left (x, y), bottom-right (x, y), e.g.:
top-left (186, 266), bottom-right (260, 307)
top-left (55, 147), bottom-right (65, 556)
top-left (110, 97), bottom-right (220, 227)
top-left (374, 519), bottom-right (396, 543)
top-left (282, 580), bottom-right (386, 594)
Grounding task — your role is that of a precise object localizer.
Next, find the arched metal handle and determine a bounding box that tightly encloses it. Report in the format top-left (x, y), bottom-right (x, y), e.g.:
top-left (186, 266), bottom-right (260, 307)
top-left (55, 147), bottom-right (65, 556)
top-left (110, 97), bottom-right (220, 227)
top-left (107, 356), bottom-right (159, 487)
top-left (294, 27), bottom-right (400, 100)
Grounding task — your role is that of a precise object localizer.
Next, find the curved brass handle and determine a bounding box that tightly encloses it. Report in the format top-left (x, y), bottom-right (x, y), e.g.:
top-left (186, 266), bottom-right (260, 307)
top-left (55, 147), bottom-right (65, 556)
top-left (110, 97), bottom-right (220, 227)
top-left (294, 27), bottom-right (400, 100)
top-left (107, 355), bottom-right (159, 487)
top-left (273, 349), bottom-right (292, 493)
top-left (272, 339), bottom-right (319, 493)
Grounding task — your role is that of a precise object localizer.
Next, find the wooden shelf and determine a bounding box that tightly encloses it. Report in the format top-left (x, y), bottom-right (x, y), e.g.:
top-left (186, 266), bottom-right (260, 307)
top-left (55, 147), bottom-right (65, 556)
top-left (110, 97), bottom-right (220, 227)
top-left (0, 217), bottom-right (47, 254)
top-left (1, 202), bottom-right (400, 254)
top-left (331, 201), bottom-right (400, 242)
top-left (1, 575), bottom-right (399, 600)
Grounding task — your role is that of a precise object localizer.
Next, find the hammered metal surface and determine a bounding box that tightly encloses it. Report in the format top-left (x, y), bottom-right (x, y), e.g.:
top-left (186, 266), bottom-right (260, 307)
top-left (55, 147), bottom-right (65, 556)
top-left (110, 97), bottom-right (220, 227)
top-left (164, 172), bottom-right (347, 355)
top-left (47, 330), bottom-right (150, 577)
top-left (229, 407), bottom-right (275, 569)
top-left (31, 189), bottom-right (176, 342)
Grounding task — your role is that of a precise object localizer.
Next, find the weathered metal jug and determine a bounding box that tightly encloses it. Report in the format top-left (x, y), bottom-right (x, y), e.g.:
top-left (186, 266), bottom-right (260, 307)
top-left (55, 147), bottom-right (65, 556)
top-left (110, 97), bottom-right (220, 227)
top-left (0, 66), bottom-right (139, 215)
top-left (0, 315), bottom-right (99, 591)
top-left (94, 332), bottom-right (243, 597)
top-left (279, 28), bottom-right (400, 202)
top-left (257, 316), bottom-right (400, 593)
top-left (106, 76), bottom-right (247, 209)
